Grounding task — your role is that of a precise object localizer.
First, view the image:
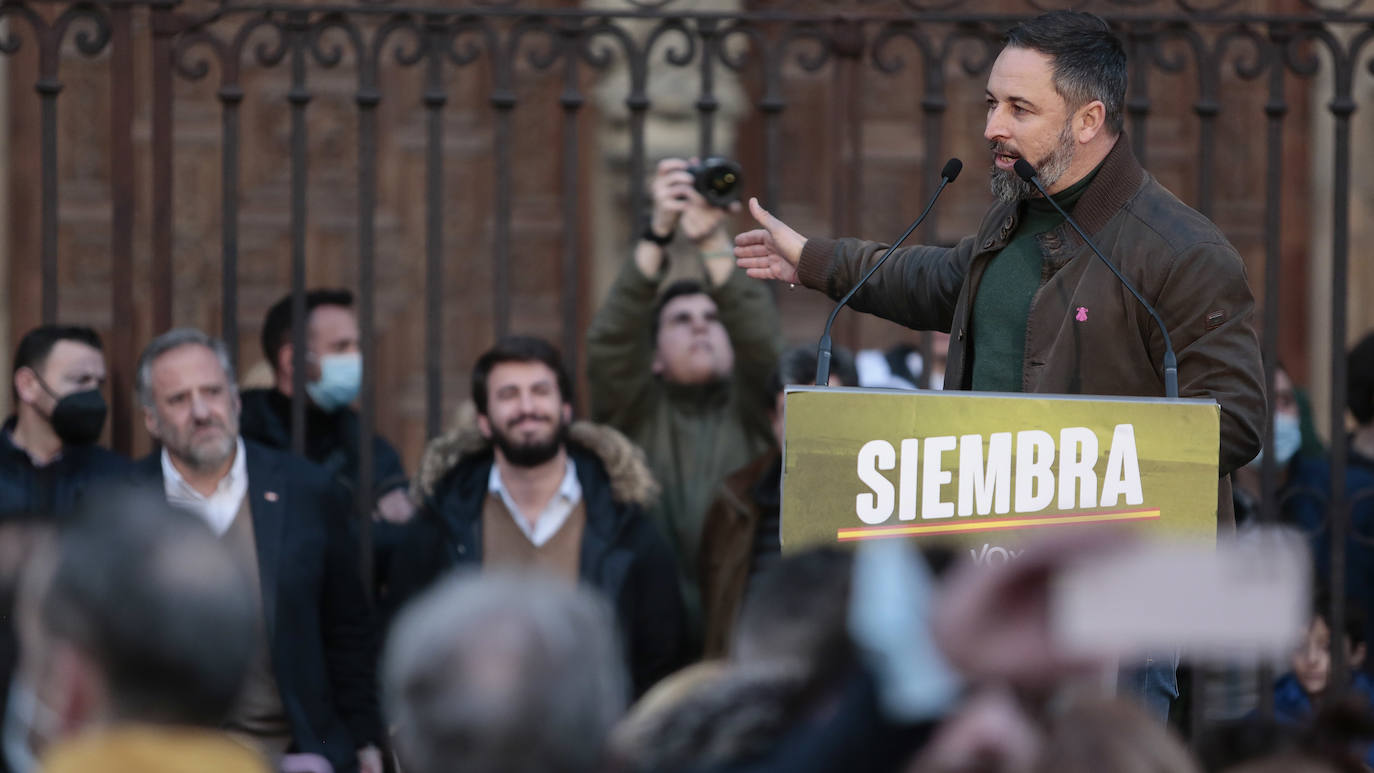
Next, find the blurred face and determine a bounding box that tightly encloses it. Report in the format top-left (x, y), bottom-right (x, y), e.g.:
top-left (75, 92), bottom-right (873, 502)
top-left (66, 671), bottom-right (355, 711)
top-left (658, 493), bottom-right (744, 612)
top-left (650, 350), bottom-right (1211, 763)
top-left (929, 333), bottom-right (950, 390)
top-left (142, 345), bottom-right (240, 472)
top-left (5, 544), bottom-right (90, 765)
top-left (1292, 617), bottom-right (1334, 697)
top-left (15, 341), bottom-right (106, 419)
top-left (479, 361), bottom-right (571, 468)
top-left (653, 294), bottom-right (734, 385)
top-left (1274, 368), bottom-right (1297, 421)
top-left (984, 47), bottom-right (1078, 201)
top-left (306, 305), bottom-right (360, 381)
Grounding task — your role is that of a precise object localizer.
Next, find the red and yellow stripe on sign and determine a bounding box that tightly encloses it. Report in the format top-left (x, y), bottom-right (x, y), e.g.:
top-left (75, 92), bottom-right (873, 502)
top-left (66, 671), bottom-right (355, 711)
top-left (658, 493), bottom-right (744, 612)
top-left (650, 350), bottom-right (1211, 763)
top-left (835, 508), bottom-right (1161, 542)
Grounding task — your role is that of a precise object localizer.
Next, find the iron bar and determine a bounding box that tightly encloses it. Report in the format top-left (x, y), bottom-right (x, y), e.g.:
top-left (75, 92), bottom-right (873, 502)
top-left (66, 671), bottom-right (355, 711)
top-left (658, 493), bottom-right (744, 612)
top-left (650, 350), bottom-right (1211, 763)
top-left (559, 20), bottom-right (584, 376)
top-left (109, 1), bottom-right (135, 454)
top-left (1253, 21), bottom-right (1291, 723)
top-left (1126, 26), bottom-right (1151, 166)
top-left (424, 18), bottom-right (446, 439)
top-left (491, 26), bottom-right (515, 341)
top-left (288, 11), bottom-right (310, 458)
top-left (357, 42), bottom-right (380, 595)
top-left (151, 4), bottom-right (175, 332)
top-left (1326, 59), bottom-right (1356, 695)
top-left (37, 67), bottom-right (59, 323)
top-left (220, 81), bottom-right (243, 370)
top-left (696, 17), bottom-right (717, 157)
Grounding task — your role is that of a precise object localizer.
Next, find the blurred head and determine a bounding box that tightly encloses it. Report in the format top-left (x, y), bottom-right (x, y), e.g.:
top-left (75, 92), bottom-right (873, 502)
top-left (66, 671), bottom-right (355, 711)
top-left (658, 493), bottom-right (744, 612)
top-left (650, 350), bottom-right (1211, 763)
top-left (383, 570), bottom-right (628, 773)
top-left (472, 337), bottom-right (574, 468)
top-left (609, 662), bottom-right (805, 773)
top-left (986, 11), bottom-right (1125, 200)
top-left (768, 346), bottom-right (857, 446)
top-left (10, 326), bottom-right (107, 447)
top-left (1195, 717), bottom-right (1308, 773)
top-left (261, 289), bottom-right (361, 409)
top-left (1250, 365), bottom-right (1302, 468)
top-left (1198, 700), bottom-right (1374, 773)
top-left (4, 488), bottom-right (255, 768)
top-left (927, 332), bottom-right (950, 389)
top-left (1031, 698), bottom-right (1200, 773)
top-left (137, 329), bottom-right (241, 473)
top-left (652, 281), bottom-right (734, 386)
top-left (1292, 595), bottom-right (1366, 698)
top-left (732, 548), bottom-right (853, 673)
top-left (1348, 332), bottom-right (1374, 428)
top-left (906, 685), bottom-right (1044, 773)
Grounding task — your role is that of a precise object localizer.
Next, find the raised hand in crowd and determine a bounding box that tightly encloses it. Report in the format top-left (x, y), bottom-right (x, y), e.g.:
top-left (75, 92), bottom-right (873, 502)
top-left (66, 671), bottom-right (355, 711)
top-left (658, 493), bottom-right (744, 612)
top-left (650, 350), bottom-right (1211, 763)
top-left (648, 158), bottom-right (738, 242)
top-left (638, 158), bottom-right (740, 286)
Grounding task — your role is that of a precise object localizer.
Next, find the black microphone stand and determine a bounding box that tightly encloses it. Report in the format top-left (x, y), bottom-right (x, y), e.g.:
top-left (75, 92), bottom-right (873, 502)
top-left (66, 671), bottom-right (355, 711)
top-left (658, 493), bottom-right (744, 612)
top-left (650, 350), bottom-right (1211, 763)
top-left (1012, 159), bottom-right (1179, 399)
top-left (816, 158), bottom-right (963, 386)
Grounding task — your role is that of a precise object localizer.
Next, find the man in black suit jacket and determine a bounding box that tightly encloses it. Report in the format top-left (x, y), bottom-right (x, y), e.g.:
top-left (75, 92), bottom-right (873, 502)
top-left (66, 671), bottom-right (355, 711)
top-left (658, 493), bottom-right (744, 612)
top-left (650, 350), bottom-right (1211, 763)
top-left (133, 328), bottom-right (382, 773)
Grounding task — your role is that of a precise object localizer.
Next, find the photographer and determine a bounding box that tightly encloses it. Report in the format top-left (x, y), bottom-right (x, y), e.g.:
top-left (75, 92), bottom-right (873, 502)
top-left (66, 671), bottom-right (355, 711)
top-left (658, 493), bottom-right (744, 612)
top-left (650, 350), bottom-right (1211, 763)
top-left (587, 157), bottom-right (782, 641)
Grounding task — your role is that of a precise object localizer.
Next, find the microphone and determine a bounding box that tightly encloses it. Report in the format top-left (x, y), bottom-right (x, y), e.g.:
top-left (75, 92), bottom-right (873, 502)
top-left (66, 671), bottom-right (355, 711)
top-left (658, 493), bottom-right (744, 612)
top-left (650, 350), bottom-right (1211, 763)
top-left (1012, 159), bottom-right (1178, 399)
top-left (815, 158), bottom-right (963, 386)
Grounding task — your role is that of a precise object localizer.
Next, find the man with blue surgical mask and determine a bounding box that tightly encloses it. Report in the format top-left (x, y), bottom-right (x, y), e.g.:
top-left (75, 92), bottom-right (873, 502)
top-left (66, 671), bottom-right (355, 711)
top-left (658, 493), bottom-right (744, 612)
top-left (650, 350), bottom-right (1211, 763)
top-left (239, 290), bottom-right (414, 592)
top-left (1232, 364), bottom-right (1310, 528)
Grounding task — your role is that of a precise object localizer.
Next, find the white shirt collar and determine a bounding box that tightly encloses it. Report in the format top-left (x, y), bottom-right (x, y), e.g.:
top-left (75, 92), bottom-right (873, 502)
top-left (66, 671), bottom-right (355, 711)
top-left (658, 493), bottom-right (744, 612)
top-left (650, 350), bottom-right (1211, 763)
top-left (162, 437), bottom-right (249, 537)
top-left (488, 456), bottom-right (582, 547)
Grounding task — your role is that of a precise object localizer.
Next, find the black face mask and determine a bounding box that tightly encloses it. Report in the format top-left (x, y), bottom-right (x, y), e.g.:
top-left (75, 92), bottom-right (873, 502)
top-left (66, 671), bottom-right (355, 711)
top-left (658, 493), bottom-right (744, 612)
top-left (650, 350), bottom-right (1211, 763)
top-left (38, 381), bottom-right (107, 446)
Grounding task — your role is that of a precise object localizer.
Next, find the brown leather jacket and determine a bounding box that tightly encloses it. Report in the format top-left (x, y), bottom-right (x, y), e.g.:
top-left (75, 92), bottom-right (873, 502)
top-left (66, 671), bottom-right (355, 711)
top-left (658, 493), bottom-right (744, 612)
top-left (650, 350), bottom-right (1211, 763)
top-left (796, 137), bottom-right (1265, 529)
top-left (698, 449), bottom-right (779, 658)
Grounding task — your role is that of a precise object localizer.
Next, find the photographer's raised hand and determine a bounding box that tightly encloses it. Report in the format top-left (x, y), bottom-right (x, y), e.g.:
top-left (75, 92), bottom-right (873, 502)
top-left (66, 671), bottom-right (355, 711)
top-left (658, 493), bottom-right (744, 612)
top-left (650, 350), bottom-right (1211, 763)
top-left (734, 197), bottom-right (806, 286)
top-left (639, 158), bottom-right (740, 283)
top-left (647, 158), bottom-right (695, 239)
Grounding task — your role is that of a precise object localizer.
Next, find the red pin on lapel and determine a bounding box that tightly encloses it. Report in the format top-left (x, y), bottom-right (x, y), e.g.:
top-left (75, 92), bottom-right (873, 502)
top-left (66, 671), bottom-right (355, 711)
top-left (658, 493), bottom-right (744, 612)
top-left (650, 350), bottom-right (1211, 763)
top-left (1075, 306), bottom-right (1089, 322)
top-left (264, 491), bottom-right (279, 502)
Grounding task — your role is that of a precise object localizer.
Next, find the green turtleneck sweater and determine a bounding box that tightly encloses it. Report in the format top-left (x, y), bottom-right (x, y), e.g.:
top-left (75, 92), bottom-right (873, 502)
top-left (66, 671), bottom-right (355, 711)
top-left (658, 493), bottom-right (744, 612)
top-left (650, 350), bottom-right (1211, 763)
top-left (970, 167), bottom-right (1099, 392)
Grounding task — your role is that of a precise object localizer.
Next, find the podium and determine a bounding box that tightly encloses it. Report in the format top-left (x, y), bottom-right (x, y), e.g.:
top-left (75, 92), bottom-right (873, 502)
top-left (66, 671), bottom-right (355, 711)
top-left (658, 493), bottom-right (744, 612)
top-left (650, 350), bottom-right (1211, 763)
top-left (781, 387), bottom-right (1220, 553)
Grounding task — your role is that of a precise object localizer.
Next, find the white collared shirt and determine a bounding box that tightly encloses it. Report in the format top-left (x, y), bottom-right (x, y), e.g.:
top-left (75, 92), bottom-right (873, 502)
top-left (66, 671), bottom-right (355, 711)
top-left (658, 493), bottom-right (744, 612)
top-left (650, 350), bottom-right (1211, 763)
top-left (162, 437), bottom-right (248, 537)
top-left (488, 457), bottom-right (583, 547)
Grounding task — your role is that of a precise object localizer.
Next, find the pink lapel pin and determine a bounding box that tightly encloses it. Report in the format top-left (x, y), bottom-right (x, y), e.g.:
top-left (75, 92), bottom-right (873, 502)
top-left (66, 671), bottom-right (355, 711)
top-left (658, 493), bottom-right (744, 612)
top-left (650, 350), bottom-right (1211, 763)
top-left (1075, 306), bottom-right (1089, 322)
top-left (264, 491), bottom-right (279, 502)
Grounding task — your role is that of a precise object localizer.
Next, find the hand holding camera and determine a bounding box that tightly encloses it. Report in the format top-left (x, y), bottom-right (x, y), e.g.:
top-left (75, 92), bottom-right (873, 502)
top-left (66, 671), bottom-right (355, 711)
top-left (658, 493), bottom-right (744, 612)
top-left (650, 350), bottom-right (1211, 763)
top-left (648, 157), bottom-right (743, 247)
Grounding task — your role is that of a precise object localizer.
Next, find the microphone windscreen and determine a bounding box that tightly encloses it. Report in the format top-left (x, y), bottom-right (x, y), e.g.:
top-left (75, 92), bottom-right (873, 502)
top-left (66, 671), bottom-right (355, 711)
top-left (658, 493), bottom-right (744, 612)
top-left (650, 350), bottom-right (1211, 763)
top-left (1013, 158), bottom-right (1037, 181)
top-left (941, 158), bottom-right (963, 182)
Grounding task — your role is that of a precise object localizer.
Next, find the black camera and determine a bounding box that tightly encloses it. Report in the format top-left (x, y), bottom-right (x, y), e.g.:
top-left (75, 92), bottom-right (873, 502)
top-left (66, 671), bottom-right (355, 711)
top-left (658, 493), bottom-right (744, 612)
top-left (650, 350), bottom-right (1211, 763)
top-left (688, 157), bottom-right (744, 208)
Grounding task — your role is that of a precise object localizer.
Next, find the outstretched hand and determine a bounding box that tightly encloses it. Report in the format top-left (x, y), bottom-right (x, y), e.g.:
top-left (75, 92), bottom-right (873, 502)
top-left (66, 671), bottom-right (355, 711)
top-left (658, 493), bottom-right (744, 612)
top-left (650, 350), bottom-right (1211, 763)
top-left (734, 197), bottom-right (806, 285)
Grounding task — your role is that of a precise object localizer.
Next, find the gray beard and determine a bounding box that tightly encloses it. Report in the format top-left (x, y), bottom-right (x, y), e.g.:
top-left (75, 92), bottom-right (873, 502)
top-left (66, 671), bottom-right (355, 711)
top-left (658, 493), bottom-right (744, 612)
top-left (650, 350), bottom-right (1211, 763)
top-left (989, 124), bottom-right (1076, 202)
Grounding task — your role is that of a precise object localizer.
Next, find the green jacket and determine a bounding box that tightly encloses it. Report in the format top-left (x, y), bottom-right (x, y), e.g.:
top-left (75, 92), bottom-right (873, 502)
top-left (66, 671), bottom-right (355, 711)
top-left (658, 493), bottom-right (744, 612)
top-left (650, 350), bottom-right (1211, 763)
top-left (587, 256), bottom-right (782, 608)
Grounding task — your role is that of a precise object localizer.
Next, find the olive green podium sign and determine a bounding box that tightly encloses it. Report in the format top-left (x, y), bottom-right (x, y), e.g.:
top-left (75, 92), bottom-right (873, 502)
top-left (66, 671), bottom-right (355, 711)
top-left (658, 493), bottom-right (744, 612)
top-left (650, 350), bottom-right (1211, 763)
top-left (781, 387), bottom-right (1220, 552)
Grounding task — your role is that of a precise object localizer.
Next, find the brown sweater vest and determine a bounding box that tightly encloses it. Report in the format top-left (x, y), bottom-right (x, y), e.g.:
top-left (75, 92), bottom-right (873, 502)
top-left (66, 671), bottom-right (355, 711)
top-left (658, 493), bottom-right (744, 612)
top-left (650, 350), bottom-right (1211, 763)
top-left (481, 494), bottom-right (586, 583)
top-left (221, 496), bottom-right (293, 761)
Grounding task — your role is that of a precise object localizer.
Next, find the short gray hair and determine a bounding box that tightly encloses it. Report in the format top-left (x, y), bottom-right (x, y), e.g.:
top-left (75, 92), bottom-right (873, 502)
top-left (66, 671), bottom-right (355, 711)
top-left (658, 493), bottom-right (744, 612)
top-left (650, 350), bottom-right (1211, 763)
top-left (36, 485), bottom-right (256, 725)
top-left (382, 570), bottom-right (629, 773)
top-left (136, 328), bottom-right (237, 407)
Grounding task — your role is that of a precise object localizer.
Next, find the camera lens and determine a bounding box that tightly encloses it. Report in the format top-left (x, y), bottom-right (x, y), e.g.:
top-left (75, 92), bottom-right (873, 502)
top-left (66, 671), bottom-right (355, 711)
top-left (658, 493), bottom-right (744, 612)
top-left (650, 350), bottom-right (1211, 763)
top-left (690, 158), bottom-right (743, 208)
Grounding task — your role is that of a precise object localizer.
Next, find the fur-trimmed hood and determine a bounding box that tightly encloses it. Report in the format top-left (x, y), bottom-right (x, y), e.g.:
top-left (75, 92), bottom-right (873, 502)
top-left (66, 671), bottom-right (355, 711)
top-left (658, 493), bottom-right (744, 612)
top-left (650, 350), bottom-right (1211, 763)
top-left (412, 403), bottom-right (660, 507)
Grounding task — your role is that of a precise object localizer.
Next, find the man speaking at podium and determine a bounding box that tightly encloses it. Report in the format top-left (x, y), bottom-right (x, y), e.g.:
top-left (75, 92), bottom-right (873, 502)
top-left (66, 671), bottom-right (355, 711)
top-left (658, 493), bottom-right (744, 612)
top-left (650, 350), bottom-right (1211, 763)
top-left (734, 10), bottom-right (1266, 718)
top-left (735, 10), bottom-right (1264, 525)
